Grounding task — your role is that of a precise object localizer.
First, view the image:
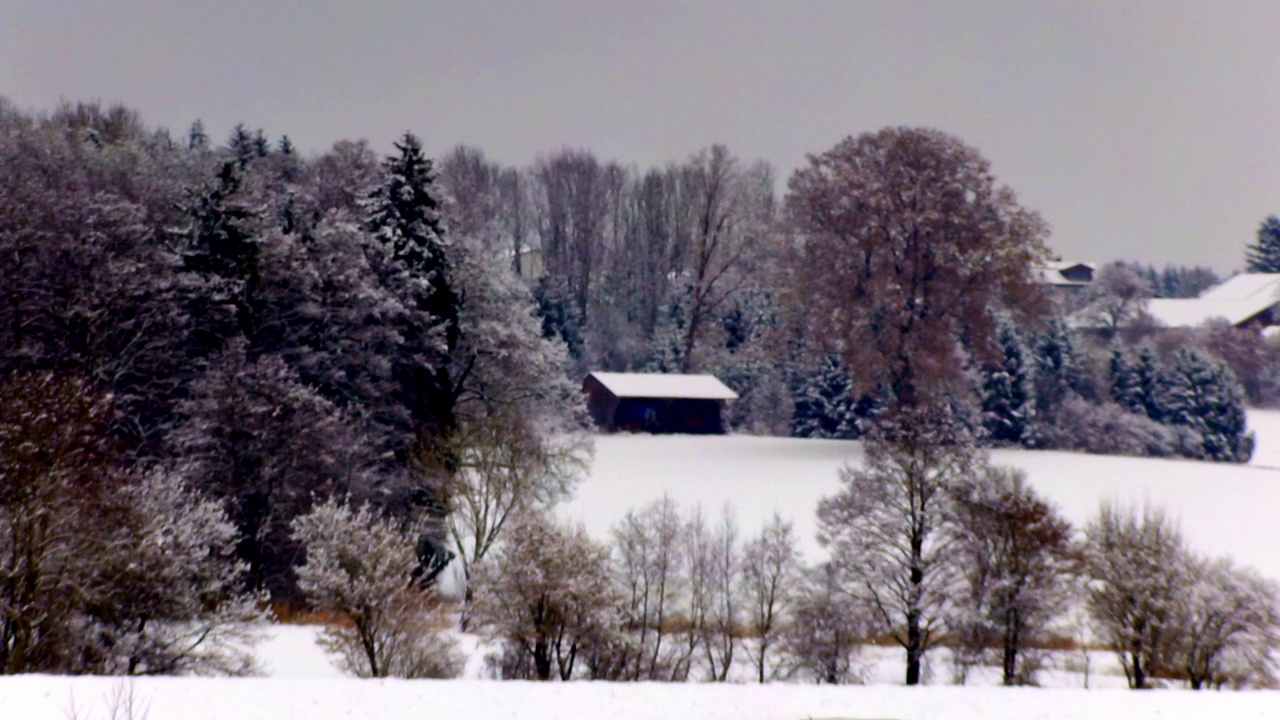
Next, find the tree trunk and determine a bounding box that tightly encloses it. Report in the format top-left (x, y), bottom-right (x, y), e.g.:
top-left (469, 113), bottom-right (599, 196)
top-left (1002, 608), bottom-right (1020, 686)
top-left (905, 612), bottom-right (923, 686)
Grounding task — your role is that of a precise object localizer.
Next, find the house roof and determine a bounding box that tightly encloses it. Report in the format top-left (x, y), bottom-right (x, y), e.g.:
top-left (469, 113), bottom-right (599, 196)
top-left (1036, 261), bottom-right (1095, 286)
top-left (586, 372), bottom-right (739, 400)
top-left (1198, 273), bottom-right (1280, 301)
top-left (1144, 298), bottom-right (1276, 328)
top-left (1139, 273), bottom-right (1280, 329)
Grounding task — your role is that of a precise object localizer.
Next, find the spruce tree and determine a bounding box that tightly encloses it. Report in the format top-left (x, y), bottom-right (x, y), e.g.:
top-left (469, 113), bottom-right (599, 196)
top-left (1132, 346), bottom-right (1167, 422)
top-left (792, 355), bottom-right (862, 439)
top-left (980, 323), bottom-right (1035, 446)
top-left (1031, 317), bottom-right (1084, 413)
top-left (1245, 215), bottom-right (1280, 273)
top-left (1163, 348), bottom-right (1254, 462)
top-left (180, 160), bottom-right (262, 358)
top-left (365, 132), bottom-right (460, 431)
top-left (1109, 349), bottom-right (1143, 414)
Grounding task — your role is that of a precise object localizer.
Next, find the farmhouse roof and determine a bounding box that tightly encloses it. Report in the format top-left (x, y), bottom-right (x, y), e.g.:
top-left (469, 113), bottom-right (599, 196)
top-left (1197, 273), bottom-right (1280, 301)
top-left (1144, 298), bottom-right (1276, 328)
top-left (587, 372), bottom-right (739, 400)
top-left (1137, 273), bottom-right (1280, 329)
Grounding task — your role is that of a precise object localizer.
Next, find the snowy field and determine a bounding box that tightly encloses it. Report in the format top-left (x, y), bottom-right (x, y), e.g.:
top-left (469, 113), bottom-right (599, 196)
top-left (6, 674), bottom-right (1280, 720)
top-left (566, 408), bottom-right (1280, 583)
top-left (5, 411), bottom-right (1280, 718)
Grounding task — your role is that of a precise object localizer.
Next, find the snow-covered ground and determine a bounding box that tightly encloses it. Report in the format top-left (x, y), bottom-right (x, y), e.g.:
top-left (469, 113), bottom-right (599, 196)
top-left (6, 674), bottom-right (1280, 720)
top-left (566, 409), bottom-right (1280, 582)
top-left (6, 411), bottom-right (1280, 718)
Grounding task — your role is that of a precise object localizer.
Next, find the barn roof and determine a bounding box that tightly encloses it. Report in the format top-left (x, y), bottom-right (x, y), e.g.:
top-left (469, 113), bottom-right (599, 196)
top-left (1144, 298), bottom-right (1276, 328)
top-left (1198, 273), bottom-right (1280, 301)
top-left (587, 372), bottom-right (739, 400)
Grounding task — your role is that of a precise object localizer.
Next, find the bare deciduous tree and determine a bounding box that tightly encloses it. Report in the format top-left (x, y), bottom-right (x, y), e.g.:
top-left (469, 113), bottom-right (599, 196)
top-left (949, 466), bottom-right (1081, 686)
top-left (292, 499), bottom-right (463, 679)
top-left (611, 496), bottom-right (686, 681)
top-left (701, 505), bottom-right (742, 682)
top-left (1177, 556), bottom-right (1280, 689)
top-left (1084, 502), bottom-right (1189, 689)
top-left (817, 406), bottom-right (979, 685)
top-left (741, 513), bottom-right (801, 683)
top-left (784, 126), bottom-right (1049, 408)
top-left (471, 512), bottom-right (618, 681)
top-left (782, 562), bottom-right (866, 684)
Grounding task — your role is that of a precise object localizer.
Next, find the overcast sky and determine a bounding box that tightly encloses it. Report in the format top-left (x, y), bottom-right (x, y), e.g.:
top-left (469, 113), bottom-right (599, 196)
top-left (3, 1), bottom-right (1278, 271)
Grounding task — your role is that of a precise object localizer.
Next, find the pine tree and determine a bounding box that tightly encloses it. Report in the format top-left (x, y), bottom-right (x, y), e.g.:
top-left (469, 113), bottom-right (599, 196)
top-left (1162, 348), bottom-right (1255, 462)
top-left (980, 323), bottom-right (1035, 446)
top-left (1245, 215), bottom-right (1280, 273)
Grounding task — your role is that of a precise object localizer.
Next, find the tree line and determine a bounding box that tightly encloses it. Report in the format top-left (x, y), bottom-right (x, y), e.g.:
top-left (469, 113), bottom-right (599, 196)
top-left (0, 98), bottom-right (1270, 680)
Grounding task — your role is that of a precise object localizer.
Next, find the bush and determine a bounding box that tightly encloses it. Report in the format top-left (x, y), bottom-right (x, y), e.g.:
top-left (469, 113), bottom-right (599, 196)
top-left (293, 499), bottom-right (464, 679)
top-left (1042, 397), bottom-right (1189, 457)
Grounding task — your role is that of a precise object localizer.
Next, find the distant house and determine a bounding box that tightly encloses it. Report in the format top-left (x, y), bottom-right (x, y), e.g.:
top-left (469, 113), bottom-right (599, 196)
top-left (1037, 260), bottom-right (1096, 291)
top-left (583, 372), bottom-right (738, 434)
top-left (1143, 273), bottom-right (1280, 331)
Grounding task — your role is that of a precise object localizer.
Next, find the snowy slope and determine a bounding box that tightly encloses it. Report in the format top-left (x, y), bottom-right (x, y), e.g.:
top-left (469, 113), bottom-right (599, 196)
top-left (5, 413), bottom-right (1280, 719)
top-left (565, 410), bottom-right (1280, 582)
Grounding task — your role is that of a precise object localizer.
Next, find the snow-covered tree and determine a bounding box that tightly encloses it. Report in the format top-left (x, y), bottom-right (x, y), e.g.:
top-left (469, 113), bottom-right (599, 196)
top-left (610, 497), bottom-right (688, 681)
top-left (1081, 263), bottom-right (1154, 338)
top-left (781, 562), bottom-right (866, 684)
top-left (792, 355), bottom-right (863, 439)
top-left (292, 499), bottom-right (463, 679)
top-left (1176, 556), bottom-right (1280, 689)
top-left (0, 371), bottom-right (260, 675)
top-left (90, 470), bottom-right (263, 676)
top-left (979, 323), bottom-right (1036, 447)
top-left (441, 238), bottom-right (590, 619)
top-left (174, 343), bottom-right (369, 601)
top-left (784, 126), bottom-right (1050, 409)
top-left (816, 405), bottom-right (981, 685)
top-left (949, 466), bottom-right (1080, 685)
top-left (364, 132), bottom-right (459, 442)
top-left (741, 514), bottom-right (802, 682)
top-left (1245, 215), bottom-right (1280, 273)
top-left (471, 512), bottom-right (619, 681)
top-left (1162, 348), bottom-right (1254, 462)
top-left (1085, 502), bottom-right (1190, 689)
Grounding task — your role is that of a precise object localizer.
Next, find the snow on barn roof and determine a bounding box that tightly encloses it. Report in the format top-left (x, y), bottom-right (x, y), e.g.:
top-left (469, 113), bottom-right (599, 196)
top-left (1198, 273), bottom-right (1280, 301)
top-left (1145, 298), bottom-right (1276, 328)
top-left (1140, 274), bottom-right (1280, 329)
top-left (587, 372), bottom-right (739, 400)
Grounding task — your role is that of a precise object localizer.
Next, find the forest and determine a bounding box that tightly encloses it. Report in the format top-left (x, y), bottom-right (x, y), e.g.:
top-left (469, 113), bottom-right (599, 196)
top-left (0, 99), bottom-right (1275, 688)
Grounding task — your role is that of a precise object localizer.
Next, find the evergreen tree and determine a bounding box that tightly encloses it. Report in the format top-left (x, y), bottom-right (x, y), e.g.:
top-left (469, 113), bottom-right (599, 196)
top-left (980, 323), bottom-right (1035, 446)
top-left (1162, 348), bottom-right (1254, 462)
top-left (1030, 317), bottom-right (1084, 413)
top-left (1245, 215), bottom-right (1280, 273)
top-left (365, 132), bottom-right (460, 437)
top-left (187, 119), bottom-right (209, 151)
top-left (179, 160), bottom-right (262, 358)
top-left (1109, 349), bottom-right (1143, 414)
top-left (227, 123), bottom-right (256, 168)
top-left (1131, 346), bottom-right (1167, 422)
top-left (792, 355), bottom-right (862, 439)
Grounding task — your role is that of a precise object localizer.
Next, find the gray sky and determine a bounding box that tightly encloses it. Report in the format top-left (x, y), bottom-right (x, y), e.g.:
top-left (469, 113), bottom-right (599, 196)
top-left (3, 1), bottom-right (1278, 271)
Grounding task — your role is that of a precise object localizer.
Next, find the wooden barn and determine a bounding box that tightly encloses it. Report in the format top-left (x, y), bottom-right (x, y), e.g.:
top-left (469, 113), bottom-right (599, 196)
top-left (583, 372), bottom-right (739, 434)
